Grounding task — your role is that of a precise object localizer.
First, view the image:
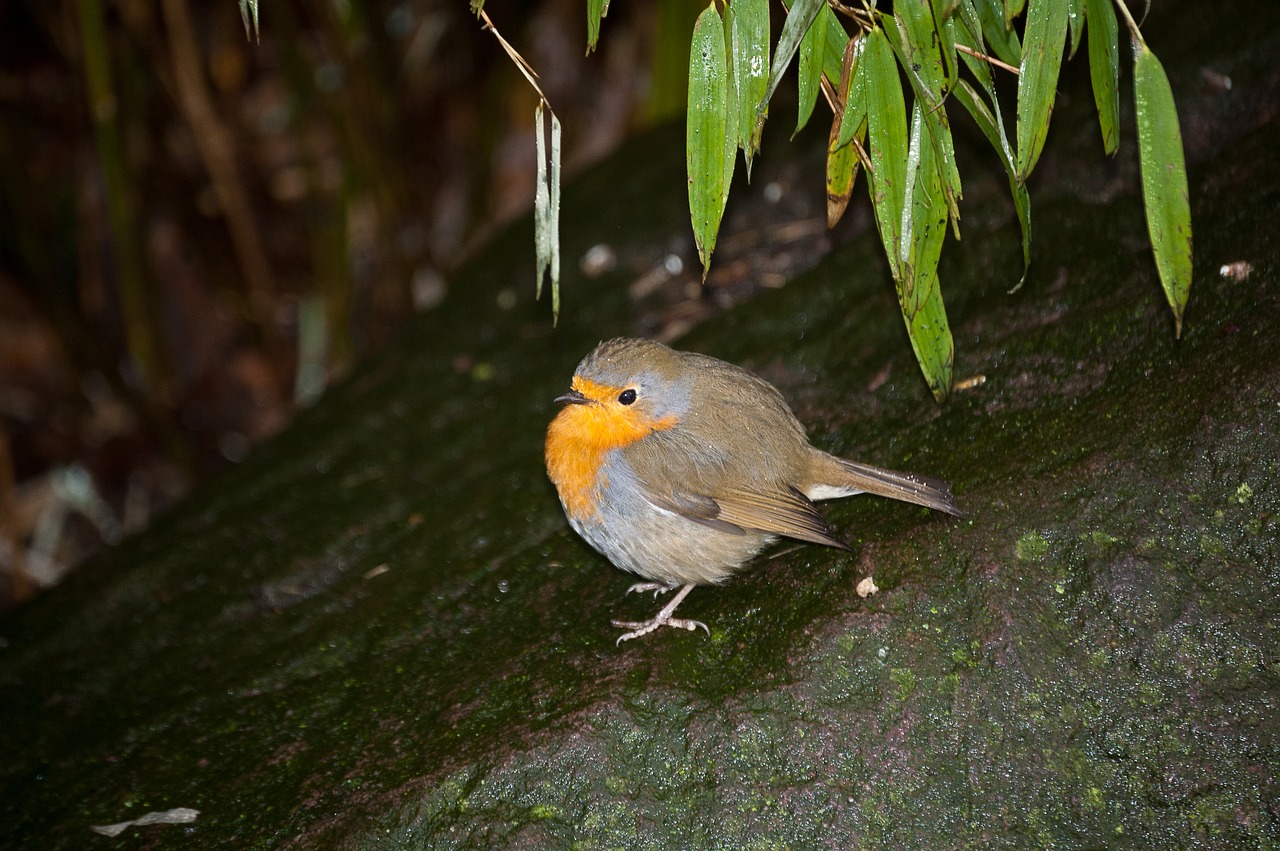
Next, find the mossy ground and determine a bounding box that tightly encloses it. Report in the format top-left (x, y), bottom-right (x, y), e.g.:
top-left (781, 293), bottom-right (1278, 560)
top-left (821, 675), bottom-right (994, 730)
top-left (2, 5), bottom-right (1279, 848)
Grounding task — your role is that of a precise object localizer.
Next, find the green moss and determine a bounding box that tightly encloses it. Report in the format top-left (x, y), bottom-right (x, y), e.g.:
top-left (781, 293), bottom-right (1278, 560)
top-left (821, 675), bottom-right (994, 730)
top-left (1016, 531), bottom-right (1051, 561)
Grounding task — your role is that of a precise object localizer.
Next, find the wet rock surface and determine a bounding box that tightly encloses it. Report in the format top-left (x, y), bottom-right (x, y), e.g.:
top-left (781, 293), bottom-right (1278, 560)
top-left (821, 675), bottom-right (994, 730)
top-left (2, 5), bottom-right (1278, 847)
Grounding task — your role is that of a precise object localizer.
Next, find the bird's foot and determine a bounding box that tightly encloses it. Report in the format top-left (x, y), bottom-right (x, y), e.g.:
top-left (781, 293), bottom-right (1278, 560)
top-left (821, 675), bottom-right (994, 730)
top-left (612, 584), bottom-right (708, 644)
top-left (624, 581), bottom-right (673, 598)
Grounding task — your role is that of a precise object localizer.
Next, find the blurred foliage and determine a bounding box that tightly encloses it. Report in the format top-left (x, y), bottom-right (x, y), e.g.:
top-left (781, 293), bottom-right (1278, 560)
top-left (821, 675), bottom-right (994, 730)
top-left (0, 0), bottom-right (692, 607)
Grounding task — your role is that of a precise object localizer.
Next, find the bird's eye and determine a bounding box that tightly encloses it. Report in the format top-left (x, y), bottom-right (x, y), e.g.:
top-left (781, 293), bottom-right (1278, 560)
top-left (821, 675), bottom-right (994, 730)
top-left (617, 388), bottom-right (637, 405)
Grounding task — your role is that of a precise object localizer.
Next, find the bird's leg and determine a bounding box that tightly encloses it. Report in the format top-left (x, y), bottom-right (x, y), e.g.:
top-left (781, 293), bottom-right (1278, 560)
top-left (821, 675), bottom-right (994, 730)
top-left (612, 583), bottom-right (708, 644)
top-left (624, 581), bottom-right (671, 598)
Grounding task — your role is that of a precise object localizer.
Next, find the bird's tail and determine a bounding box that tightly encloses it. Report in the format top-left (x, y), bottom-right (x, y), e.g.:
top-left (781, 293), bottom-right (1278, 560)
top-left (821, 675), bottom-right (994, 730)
top-left (806, 452), bottom-right (963, 517)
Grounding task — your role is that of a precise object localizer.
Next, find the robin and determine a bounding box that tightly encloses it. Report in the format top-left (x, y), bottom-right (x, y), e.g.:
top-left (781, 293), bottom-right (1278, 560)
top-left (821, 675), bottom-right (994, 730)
top-left (545, 337), bottom-right (962, 643)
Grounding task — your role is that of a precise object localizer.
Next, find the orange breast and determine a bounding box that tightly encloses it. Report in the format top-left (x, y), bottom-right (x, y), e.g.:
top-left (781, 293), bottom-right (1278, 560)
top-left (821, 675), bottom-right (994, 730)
top-left (545, 377), bottom-right (677, 520)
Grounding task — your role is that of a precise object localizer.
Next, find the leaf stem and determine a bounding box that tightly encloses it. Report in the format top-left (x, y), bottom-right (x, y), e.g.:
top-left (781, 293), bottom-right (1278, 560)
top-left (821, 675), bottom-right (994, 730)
top-left (956, 43), bottom-right (1020, 75)
top-left (1111, 0), bottom-right (1146, 49)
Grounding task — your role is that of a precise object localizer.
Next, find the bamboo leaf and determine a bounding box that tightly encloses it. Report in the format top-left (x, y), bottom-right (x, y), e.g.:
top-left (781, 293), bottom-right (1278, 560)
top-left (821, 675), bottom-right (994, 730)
top-left (1085, 0), bottom-right (1120, 155)
top-left (796, 0), bottom-right (828, 134)
top-left (549, 110), bottom-right (562, 320)
top-left (755, 0), bottom-right (822, 137)
top-left (533, 103), bottom-right (562, 321)
top-left (238, 0), bottom-right (260, 41)
top-left (534, 103), bottom-right (549, 301)
top-left (1134, 44), bottom-right (1192, 337)
top-left (883, 12), bottom-right (962, 230)
top-left (835, 34), bottom-right (868, 151)
top-left (973, 0), bottom-right (1022, 67)
top-left (933, 0), bottom-right (960, 95)
top-left (586, 0), bottom-right (609, 54)
top-left (900, 101), bottom-right (954, 400)
top-left (905, 273), bottom-right (956, 402)
top-left (953, 7), bottom-right (1028, 279)
top-left (1016, 0), bottom-right (1069, 179)
top-left (900, 103), bottom-right (946, 310)
top-left (891, 0), bottom-right (949, 110)
top-left (954, 79), bottom-right (1031, 281)
top-left (820, 4), bottom-right (851, 85)
top-left (863, 27), bottom-right (909, 281)
top-left (727, 0), bottom-right (770, 175)
top-left (1066, 0), bottom-right (1084, 58)
top-left (1004, 0), bottom-right (1027, 30)
top-left (827, 36), bottom-right (864, 227)
top-left (687, 2), bottom-right (735, 276)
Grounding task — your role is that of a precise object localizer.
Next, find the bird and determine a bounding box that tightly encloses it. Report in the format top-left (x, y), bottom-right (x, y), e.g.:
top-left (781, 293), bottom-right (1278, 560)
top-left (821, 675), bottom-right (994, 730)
top-left (545, 337), bottom-right (962, 643)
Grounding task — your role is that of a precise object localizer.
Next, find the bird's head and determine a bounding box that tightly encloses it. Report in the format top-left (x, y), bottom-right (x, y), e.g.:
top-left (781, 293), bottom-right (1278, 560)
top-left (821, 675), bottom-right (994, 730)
top-left (549, 338), bottom-right (691, 451)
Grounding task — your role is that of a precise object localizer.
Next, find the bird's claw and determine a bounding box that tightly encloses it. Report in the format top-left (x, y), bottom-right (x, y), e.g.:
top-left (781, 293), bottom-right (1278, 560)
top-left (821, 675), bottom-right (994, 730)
top-left (612, 616), bottom-right (709, 645)
top-left (624, 582), bottom-right (672, 599)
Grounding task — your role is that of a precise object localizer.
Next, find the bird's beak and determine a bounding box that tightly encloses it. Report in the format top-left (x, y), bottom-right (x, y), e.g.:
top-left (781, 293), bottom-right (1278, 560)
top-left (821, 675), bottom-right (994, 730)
top-left (554, 388), bottom-right (590, 406)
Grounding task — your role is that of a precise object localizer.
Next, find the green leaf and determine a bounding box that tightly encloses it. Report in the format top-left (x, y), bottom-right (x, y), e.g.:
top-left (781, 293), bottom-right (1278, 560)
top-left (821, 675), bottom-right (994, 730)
top-left (891, 0), bottom-right (950, 110)
top-left (687, 2), bottom-right (735, 277)
top-left (835, 34), bottom-right (869, 151)
top-left (827, 35), bottom-right (865, 227)
top-left (900, 103), bottom-right (946, 310)
top-left (1066, 0), bottom-right (1085, 58)
top-left (955, 0), bottom-right (997, 90)
top-left (1085, 0), bottom-right (1119, 155)
top-left (900, 101), bottom-right (955, 400)
top-left (1003, 0), bottom-right (1027, 30)
top-left (883, 11), bottom-right (962, 231)
top-left (796, 0), bottom-right (829, 134)
top-left (973, 0), bottom-right (1022, 67)
top-left (933, 0), bottom-right (960, 96)
top-left (1133, 44), bottom-right (1192, 337)
top-left (954, 79), bottom-right (1031, 282)
top-left (755, 0), bottom-right (822, 138)
top-left (586, 0), bottom-right (610, 54)
top-left (905, 272), bottom-right (956, 401)
top-left (953, 6), bottom-right (1028, 280)
top-left (727, 0), bottom-right (770, 175)
top-left (1016, 0), bottom-right (1069, 180)
top-left (862, 27), bottom-right (909, 281)
top-left (819, 4), bottom-right (851, 85)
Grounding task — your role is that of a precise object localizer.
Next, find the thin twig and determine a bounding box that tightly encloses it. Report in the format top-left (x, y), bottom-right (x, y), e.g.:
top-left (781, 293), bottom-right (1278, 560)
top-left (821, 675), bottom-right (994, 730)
top-left (956, 43), bottom-right (1020, 75)
top-left (478, 8), bottom-right (549, 104)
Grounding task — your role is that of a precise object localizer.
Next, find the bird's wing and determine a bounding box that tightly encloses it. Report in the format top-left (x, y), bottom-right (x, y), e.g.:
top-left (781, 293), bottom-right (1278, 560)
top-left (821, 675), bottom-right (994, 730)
top-left (708, 486), bottom-right (849, 549)
top-left (620, 407), bottom-right (848, 550)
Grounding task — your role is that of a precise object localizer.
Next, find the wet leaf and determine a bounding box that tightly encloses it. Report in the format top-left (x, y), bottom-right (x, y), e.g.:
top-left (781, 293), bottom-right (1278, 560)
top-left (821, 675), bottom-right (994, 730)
top-left (1066, 0), bottom-right (1084, 58)
top-left (901, 101), bottom-right (955, 400)
top-left (973, 0), bottom-right (1022, 67)
top-left (1016, 0), bottom-right (1069, 179)
top-left (954, 6), bottom-right (1030, 281)
top-left (893, 0), bottom-right (951, 110)
top-left (955, 79), bottom-right (1031, 282)
top-left (755, 0), bottom-right (822, 139)
top-left (727, 0), bottom-right (770, 175)
top-left (796, 0), bottom-right (829, 134)
top-left (827, 35), bottom-right (865, 227)
top-left (863, 27), bottom-right (909, 281)
top-left (533, 103), bottom-right (562, 322)
top-left (819, 4), bottom-right (851, 86)
top-left (834, 34), bottom-right (869, 151)
top-left (1003, 0), bottom-right (1027, 30)
top-left (1085, 0), bottom-right (1120, 155)
top-left (883, 11), bottom-right (962, 230)
top-left (1134, 44), bottom-right (1192, 337)
top-left (687, 2), bottom-right (735, 277)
